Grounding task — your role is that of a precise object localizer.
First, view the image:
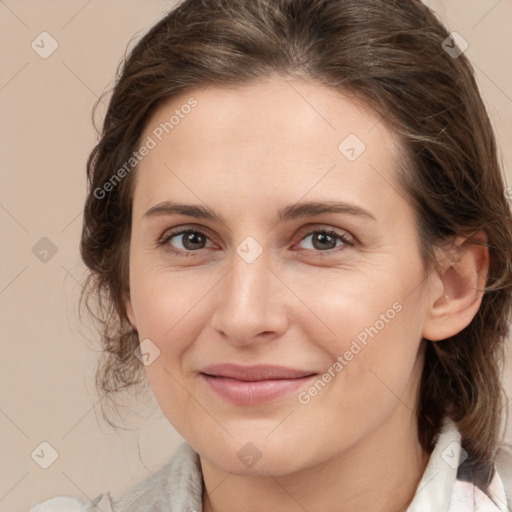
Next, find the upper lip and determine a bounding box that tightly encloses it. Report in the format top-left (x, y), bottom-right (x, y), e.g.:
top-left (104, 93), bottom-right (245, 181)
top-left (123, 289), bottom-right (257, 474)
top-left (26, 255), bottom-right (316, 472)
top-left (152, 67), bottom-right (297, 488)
top-left (200, 364), bottom-right (317, 382)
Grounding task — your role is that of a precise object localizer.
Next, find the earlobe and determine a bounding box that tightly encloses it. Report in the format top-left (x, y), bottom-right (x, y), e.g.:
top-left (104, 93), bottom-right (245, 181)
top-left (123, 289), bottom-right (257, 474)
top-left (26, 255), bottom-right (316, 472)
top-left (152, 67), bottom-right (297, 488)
top-left (422, 232), bottom-right (489, 342)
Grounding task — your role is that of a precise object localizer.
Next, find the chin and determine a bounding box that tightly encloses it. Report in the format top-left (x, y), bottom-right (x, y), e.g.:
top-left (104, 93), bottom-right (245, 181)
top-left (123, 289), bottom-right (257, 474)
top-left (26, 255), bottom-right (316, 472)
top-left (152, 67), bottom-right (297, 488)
top-left (195, 434), bottom-right (314, 477)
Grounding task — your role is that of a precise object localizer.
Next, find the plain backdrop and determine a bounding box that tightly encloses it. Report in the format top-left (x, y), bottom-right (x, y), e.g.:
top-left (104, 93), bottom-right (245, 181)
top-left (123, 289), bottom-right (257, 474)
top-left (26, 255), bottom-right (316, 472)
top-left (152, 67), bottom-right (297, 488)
top-left (1, 1), bottom-right (511, 511)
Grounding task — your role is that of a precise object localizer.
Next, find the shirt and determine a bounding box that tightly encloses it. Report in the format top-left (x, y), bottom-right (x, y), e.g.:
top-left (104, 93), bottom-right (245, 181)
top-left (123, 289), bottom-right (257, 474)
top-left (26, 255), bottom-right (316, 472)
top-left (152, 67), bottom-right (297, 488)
top-left (29, 417), bottom-right (512, 512)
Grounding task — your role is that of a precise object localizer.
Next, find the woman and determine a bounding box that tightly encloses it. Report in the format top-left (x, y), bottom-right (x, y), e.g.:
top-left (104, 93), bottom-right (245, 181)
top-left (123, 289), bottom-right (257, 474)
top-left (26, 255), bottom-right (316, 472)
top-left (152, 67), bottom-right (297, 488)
top-left (30, 0), bottom-right (512, 510)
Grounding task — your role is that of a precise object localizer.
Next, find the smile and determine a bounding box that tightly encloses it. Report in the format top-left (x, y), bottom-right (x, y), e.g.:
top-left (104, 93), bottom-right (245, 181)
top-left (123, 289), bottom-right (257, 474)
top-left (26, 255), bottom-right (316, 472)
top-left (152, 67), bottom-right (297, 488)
top-left (199, 364), bottom-right (317, 405)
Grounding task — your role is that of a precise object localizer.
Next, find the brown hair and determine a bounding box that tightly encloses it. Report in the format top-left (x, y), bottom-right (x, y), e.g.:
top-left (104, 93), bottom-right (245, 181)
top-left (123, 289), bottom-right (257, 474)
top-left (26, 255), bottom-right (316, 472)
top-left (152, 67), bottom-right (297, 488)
top-left (81, 0), bottom-right (512, 493)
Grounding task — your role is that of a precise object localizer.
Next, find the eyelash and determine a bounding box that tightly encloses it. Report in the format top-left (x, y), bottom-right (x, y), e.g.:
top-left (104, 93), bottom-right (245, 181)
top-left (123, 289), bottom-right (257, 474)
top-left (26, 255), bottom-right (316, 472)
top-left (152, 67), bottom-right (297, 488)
top-left (156, 227), bottom-right (354, 258)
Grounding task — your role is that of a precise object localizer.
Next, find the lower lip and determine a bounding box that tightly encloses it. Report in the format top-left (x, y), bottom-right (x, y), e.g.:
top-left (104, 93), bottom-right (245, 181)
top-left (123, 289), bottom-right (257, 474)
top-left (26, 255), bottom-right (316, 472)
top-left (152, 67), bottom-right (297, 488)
top-left (200, 374), bottom-right (316, 405)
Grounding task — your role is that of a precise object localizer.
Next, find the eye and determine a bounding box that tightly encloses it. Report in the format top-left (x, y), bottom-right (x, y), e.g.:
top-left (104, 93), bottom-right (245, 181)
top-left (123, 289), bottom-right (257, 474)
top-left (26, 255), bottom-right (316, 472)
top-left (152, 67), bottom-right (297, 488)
top-left (294, 228), bottom-right (354, 253)
top-left (157, 226), bottom-right (353, 257)
top-left (157, 229), bottom-right (214, 256)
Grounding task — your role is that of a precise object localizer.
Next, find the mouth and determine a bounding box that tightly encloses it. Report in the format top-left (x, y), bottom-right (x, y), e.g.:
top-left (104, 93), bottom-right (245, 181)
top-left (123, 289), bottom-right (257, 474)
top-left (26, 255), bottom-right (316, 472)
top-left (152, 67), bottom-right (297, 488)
top-left (199, 364), bottom-right (318, 405)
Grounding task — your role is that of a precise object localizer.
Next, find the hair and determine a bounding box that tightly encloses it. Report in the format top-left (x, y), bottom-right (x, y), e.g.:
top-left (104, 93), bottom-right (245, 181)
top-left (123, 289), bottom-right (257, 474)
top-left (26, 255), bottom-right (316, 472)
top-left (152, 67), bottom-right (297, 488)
top-left (80, 0), bottom-right (512, 495)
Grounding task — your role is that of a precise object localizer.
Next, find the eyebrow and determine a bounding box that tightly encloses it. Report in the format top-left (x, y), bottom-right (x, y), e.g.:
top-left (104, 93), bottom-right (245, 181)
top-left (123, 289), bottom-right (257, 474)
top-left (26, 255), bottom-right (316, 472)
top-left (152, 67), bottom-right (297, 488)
top-left (143, 200), bottom-right (376, 225)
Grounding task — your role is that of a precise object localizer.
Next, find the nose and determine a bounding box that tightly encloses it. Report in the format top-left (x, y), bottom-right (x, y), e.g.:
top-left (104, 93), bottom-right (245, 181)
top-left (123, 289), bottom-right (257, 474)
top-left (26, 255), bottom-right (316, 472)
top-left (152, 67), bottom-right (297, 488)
top-left (209, 247), bottom-right (289, 346)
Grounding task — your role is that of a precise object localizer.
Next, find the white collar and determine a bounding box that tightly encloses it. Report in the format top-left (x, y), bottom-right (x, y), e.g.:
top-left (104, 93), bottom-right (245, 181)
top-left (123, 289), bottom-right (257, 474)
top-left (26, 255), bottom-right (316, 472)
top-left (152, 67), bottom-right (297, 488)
top-left (407, 417), bottom-right (508, 512)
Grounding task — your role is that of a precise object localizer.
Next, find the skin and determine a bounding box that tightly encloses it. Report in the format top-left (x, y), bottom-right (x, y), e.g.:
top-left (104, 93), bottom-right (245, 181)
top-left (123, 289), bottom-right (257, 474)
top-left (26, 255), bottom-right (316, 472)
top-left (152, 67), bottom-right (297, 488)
top-left (125, 77), bottom-right (489, 512)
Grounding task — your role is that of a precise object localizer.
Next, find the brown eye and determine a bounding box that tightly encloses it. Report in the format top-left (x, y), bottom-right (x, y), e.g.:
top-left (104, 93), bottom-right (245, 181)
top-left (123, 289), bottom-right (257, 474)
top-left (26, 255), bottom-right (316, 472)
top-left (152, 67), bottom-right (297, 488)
top-left (159, 229), bottom-right (213, 255)
top-left (297, 229), bottom-right (353, 252)
top-left (176, 231), bottom-right (208, 251)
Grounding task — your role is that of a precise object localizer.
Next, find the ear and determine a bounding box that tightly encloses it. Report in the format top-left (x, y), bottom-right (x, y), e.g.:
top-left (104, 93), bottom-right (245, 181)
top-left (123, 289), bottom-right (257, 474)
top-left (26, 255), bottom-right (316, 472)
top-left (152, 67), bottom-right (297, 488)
top-left (123, 293), bottom-right (138, 332)
top-left (422, 231), bottom-right (489, 342)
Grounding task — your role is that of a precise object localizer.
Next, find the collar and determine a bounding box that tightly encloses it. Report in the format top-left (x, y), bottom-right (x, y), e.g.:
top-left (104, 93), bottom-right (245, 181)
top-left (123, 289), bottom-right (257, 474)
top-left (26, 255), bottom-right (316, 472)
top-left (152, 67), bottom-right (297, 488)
top-left (407, 417), bottom-right (508, 512)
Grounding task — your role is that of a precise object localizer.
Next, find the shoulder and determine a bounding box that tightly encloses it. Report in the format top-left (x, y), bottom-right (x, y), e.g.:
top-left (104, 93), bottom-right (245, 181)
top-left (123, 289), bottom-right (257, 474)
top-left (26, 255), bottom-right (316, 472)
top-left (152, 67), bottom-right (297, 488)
top-left (113, 442), bottom-right (203, 511)
top-left (29, 442), bottom-right (202, 512)
top-left (29, 493), bottom-right (113, 512)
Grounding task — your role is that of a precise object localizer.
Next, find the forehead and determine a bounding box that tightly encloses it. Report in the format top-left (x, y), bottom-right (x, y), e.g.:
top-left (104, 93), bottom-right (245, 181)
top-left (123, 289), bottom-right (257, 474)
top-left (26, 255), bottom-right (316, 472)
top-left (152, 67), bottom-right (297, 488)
top-left (133, 78), bottom-right (406, 222)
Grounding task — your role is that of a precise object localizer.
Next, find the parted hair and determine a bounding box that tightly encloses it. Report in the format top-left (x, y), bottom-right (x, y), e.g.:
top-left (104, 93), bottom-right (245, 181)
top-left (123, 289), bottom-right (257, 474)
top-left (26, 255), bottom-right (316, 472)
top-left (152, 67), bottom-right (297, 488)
top-left (80, 0), bottom-right (512, 494)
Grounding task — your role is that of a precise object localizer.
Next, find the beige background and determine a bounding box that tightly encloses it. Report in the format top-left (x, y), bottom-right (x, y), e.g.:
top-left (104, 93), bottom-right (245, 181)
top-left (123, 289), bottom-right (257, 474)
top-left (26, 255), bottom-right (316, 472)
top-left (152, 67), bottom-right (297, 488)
top-left (1, 1), bottom-right (511, 511)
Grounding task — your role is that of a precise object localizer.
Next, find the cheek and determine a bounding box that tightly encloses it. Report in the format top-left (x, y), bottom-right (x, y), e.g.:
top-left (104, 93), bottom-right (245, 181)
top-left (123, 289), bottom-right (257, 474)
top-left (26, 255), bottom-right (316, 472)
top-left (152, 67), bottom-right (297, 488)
top-left (291, 262), bottom-right (421, 355)
top-left (129, 260), bottom-right (213, 340)
top-left (317, 288), bottom-right (426, 426)
top-left (302, 260), bottom-right (427, 401)
top-left (128, 264), bottom-right (218, 406)
top-left (129, 269), bottom-right (204, 432)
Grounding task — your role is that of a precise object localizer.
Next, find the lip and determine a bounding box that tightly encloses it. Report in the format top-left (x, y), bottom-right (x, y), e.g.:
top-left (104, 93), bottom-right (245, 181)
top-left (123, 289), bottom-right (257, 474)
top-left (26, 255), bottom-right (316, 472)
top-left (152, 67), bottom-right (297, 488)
top-left (200, 364), bottom-right (317, 405)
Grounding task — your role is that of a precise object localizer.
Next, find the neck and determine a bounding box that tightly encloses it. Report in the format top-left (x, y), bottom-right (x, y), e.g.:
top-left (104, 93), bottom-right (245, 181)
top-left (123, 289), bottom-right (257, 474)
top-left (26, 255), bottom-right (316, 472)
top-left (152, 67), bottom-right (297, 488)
top-left (201, 407), bottom-right (430, 512)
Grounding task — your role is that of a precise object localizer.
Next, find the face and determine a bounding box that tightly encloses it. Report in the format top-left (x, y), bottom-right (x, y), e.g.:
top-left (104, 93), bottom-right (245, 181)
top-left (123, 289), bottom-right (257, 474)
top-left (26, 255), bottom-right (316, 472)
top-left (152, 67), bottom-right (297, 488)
top-left (125, 78), bottom-right (437, 476)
